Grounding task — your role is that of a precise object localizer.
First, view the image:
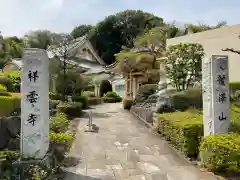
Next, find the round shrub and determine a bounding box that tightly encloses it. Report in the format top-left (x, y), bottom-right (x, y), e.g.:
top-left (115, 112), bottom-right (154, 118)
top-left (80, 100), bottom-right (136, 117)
top-left (0, 91), bottom-right (11, 96)
top-left (103, 97), bottom-right (116, 103)
top-left (87, 97), bottom-right (102, 106)
top-left (104, 91), bottom-right (118, 98)
top-left (200, 133), bottom-right (240, 173)
top-left (104, 91), bottom-right (122, 102)
top-left (72, 95), bottom-right (88, 109)
top-left (50, 113), bottom-right (70, 133)
top-left (134, 84), bottom-right (158, 105)
top-left (82, 91), bottom-right (95, 97)
top-left (0, 84), bottom-right (7, 92)
top-left (4, 72), bottom-right (21, 92)
top-left (57, 102), bottom-right (82, 118)
top-left (123, 98), bottom-right (134, 110)
top-left (0, 76), bottom-right (10, 85)
top-left (115, 96), bottom-right (122, 102)
top-left (170, 88), bottom-right (202, 111)
top-left (49, 92), bottom-right (64, 101)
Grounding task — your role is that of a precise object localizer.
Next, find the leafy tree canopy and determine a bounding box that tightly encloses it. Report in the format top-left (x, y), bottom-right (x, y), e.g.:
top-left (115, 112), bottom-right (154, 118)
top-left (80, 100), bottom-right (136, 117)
top-left (71, 25), bottom-right (94, 39)
top-left (89, 10), bottom-right (164, 65)
top-left (0, 36), bottom-right (25, 68)
top-left (187, 21), bottom-right (227, 33)
top-left (164, 43), bottom-right (204, 91)
top-left (24, 30), bottom-right (62, 50)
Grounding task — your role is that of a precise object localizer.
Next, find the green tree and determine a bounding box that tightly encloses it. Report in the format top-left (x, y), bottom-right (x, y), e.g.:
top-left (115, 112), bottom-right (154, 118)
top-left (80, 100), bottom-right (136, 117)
top-left (134, 27), bottom-right (167, 68)
top-left (187, 21), bottom-right (227, 33)
top-left (71, 25), bottom-right (94, 39)
top-left (164, 43), bottom-right (204, 91)
top-left (49, 34), bottom-right (86, 99)
top-left (90, 10), bottom-right (164, 64)
top-left (0, 36), bottom-right (25, 68)
top-left (24, 30), bottom-right (60, 50)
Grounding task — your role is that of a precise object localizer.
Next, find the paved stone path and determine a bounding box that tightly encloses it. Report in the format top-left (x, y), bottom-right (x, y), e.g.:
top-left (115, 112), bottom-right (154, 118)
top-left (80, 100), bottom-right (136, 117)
top-left (64, 103), bottom-right (219, 180)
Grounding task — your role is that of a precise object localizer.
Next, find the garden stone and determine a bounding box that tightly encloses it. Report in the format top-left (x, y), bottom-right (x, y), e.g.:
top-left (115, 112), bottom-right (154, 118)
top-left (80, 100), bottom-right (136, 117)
top-left (6, 116), bottom-right (21, 137)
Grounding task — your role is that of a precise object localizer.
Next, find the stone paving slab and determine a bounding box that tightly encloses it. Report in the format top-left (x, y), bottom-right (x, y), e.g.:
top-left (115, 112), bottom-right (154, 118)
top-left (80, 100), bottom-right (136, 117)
top-left (64, 103), bottom-right (220, 180)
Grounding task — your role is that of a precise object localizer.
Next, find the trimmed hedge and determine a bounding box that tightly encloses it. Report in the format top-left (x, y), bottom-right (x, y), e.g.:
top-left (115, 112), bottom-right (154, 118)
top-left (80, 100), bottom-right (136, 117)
top-left (170, 88), bottom-right (202, 111)
top-left (72, 95), bottom-right (88, 109)
top-left (157, 106), bottom-right (240, 159)
top-left (0, 84), bottom-right (7, 92)
top-left (123, 98), bottom-right (134, 110)
top-left (0, 76), bottom-right (10, 85)
top-left (82, 91), bottom-right (95, 97)
top-left (87, 97), bottom-right (102, 106)
top-left (157, 111), bottom-right (203, 158)
top-left (0, 72), bottom-right (21, 92)
top-left (230, 82), bottom-right (240, 94)
top-left (103, 91), bottom-right (122, 103)
top-left (0, 96), bottom-right (20, 116)
top-left (50, 112), bottom-right (70, 133)
top-left (57, 102), bottom-right (82, 118)
top-left (49, 92), bottom-right (64, 101)
top-left (103, 97), bottom-right (116, 103)
top-left (49, 131), bottom-right (74, 152)
top-left (200, 133), bottom-right (240, 173)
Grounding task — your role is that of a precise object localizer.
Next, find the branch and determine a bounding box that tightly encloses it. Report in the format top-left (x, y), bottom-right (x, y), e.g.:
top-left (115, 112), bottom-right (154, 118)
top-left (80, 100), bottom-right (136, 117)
top-left (222, 48), bottom-right (240, 55)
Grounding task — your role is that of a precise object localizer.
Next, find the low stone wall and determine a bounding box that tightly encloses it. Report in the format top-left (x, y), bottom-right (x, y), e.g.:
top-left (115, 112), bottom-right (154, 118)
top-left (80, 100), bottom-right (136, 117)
top-left (130, 106), bottom-right (154, 127)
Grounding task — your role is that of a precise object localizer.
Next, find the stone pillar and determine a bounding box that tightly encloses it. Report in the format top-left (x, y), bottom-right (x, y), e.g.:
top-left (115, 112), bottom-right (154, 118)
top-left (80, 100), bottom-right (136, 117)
top-left (21, 48), bottom-right (49, 158)
top-left (202, 55), bottom-right (230, 136)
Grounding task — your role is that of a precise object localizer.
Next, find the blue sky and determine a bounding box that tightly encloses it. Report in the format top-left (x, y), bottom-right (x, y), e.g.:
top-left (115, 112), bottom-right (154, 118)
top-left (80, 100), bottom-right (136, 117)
top-left (0, 0), bottom-right (239, 37)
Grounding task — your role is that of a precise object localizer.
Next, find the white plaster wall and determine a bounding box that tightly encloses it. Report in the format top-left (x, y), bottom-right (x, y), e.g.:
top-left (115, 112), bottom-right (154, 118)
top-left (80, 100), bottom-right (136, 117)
top-left (167, 24), bottom-right (240, 82)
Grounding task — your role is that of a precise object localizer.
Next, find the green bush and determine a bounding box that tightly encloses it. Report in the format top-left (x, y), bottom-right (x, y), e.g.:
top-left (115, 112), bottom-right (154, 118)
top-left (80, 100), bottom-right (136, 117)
top-left (115, 96), bottom-right (122, 102)
top-left (104, 91), bottom-right (118, 97)
top-left (57, 102), bottom-right (82, 118)
top-left (170, 88), bottom-right (202, 111)
top-left (230, 82), bottom-right (240, 95)
top-left (50, 113), bottom-right (70, 133)
top-left (82, 91), bottom-right (95, 97)
top-left (134, 84), bottom-right (158, 104)
top-left (0, 75), bottom-right (10, 85)
top-left (200, 133), bottom-right (240, 173)
top-left (104, 91), bottom-right (122, 102)
top-left (87, 97), bottom-right (102, 106)
top-left (123, 98), bottom-right (134, 110)
top-left (49, 92), bottom-right (64, 101)
top-left (72, 95), bottom-right (88, 109)
top-left (49, 131), bottom-right (74, 152)
top-left (103, 97), bottom-right (116, 103)
top-left (0, 91), bottom-right (11, 96)
top-left (157, 111), bottom-right (203, 158)
top-left (0, 84), bottom-right (7, 92)
top-left (0, 72), bottom-right (21, 92)
top-left (0, 96), bottom-right (20, 116)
